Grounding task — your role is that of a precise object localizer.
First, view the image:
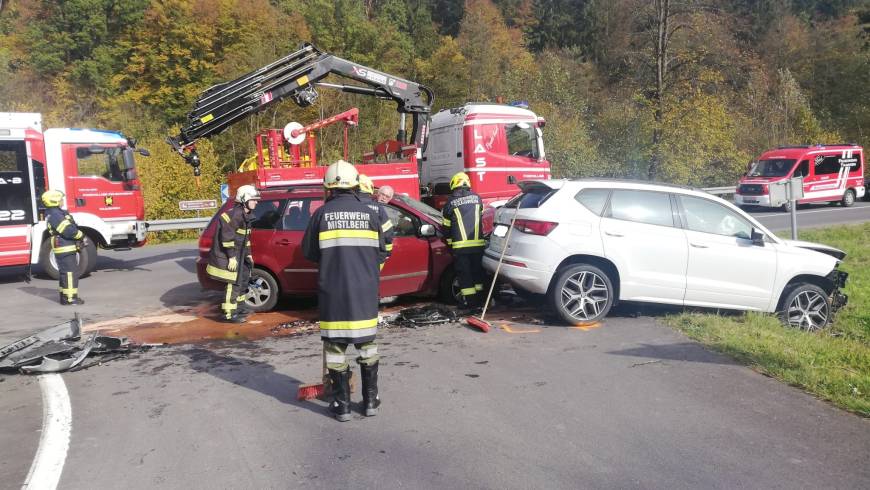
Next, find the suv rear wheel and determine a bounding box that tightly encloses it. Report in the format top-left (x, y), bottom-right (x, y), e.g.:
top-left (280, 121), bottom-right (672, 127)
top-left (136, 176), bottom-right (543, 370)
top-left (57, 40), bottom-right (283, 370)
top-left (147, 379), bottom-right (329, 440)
top-left (779, 283), bottom-right (831, 331)
top-left (549, 264), bottom-right (614, 325)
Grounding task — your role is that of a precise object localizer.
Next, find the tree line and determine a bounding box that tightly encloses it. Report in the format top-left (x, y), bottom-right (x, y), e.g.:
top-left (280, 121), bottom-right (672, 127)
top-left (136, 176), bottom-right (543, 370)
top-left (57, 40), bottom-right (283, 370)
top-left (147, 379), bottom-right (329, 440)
top-left (1, 0), bottom-right (867, 220)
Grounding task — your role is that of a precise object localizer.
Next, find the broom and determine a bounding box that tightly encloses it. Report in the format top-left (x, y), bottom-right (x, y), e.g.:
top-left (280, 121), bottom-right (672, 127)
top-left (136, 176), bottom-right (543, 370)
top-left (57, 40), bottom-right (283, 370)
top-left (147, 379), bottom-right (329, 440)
top-left (297, 344), bottom-right (357, 400)
top-left (466, 200), bottom-right (522, 333)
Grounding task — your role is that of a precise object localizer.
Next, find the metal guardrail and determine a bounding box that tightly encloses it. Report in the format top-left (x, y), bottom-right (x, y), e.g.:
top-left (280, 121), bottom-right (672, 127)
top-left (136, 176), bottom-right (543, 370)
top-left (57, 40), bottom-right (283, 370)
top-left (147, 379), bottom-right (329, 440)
top-left (144, 185), bottom-right (740, 232)
top-left (145, 217), bottom-right (212, 232)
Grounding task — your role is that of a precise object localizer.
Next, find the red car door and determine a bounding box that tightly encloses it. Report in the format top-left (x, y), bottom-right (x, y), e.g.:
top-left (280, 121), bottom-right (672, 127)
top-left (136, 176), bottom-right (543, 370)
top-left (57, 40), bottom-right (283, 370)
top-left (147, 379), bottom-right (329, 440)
top-left (379, 204), bottom-right (431, 297)
top-left (270, 197), bottom-right (322, 294)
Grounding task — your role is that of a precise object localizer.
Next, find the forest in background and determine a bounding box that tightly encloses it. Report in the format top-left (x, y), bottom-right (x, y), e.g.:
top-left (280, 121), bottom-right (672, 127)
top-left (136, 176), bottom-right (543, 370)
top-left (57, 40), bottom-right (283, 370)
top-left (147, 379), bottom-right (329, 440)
top-left (1, 0), bottom-right (868, 219)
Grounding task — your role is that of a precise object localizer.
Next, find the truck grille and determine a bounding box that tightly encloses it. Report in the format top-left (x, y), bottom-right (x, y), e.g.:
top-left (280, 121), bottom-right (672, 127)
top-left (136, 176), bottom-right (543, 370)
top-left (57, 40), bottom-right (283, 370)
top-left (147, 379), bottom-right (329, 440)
top-left (738, 184), bottom-right (765, 195)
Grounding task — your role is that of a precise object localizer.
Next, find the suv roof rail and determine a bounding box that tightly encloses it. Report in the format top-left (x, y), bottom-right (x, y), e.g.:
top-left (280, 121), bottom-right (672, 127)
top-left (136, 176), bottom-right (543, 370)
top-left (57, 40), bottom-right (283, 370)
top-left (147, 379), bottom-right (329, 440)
top-left (568, 177), bottom-right (700, 192)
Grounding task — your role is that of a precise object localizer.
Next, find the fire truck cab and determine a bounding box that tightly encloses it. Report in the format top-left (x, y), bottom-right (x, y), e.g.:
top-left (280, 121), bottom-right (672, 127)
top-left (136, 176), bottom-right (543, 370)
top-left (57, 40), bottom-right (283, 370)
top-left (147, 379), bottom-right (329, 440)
top-left (421, 103), bottom-right (550, 209)
top-left (0, 112), bottom-right (148, 279)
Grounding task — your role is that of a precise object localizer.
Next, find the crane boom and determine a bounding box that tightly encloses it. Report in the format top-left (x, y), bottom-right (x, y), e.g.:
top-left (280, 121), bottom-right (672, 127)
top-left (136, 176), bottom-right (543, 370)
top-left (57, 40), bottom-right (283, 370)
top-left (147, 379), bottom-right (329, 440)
top-left (167, 43), bottom-right (433, 175)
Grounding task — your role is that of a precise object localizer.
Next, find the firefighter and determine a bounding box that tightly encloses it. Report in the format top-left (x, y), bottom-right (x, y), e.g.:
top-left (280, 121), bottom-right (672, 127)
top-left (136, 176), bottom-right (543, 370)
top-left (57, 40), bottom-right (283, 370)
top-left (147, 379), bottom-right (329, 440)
top-left (442, 172), bottom-right (486, 308)
top-left (358, 174), bottom-right (394, 270)
top-left (42, 190), bottom-right (85, 305)
top-left (303, 161), bottom-right (386, 422)
top-left (206, 184), bottom-right (260, 323)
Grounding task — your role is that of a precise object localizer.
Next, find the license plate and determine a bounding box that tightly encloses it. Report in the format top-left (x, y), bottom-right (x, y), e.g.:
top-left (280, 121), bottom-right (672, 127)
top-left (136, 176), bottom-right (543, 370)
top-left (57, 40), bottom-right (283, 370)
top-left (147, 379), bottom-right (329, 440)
top-left (746, 199), bottom-right (758, 203)
top-left (493, 225), bottom-right (508, 237)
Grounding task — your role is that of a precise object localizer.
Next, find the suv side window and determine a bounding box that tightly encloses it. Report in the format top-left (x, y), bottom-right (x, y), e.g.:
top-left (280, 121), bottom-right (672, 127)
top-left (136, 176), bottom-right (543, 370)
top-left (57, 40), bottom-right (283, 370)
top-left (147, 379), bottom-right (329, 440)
top-left (574, 188), bottom-right (610, 216)
top-left (607, 190), bottom-right (674, 227)
top-left (385, 206), bottom-right (418, 237)
top-left (251, 199), bottom-right (286, 229)
top-left (795, 160), bottom-right (809, 178)
top-left (678, 195), bottom-right (753, 239)
top-left (814, 154), bottom-right (841, 176)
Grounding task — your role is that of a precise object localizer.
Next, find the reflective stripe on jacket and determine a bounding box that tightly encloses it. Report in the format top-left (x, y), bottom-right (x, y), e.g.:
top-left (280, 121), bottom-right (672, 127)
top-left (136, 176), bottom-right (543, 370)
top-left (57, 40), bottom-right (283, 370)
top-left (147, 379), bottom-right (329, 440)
top-left (206, 204), bottom-right (252, 284)
top-left (302, 191), bottom-right (386, 344)
top-left (45, 207), bottom-right (83, 256)
top-left (442, 187), bottom-right (485, 253)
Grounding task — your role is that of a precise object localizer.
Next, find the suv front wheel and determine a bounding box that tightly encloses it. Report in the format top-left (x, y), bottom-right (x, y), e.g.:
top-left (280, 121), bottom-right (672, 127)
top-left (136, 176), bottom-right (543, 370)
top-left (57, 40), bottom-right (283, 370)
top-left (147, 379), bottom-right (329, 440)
top-left (780, 283), bottom-right (831, 331)
top-left (549, 264), bottom-right (614, 325)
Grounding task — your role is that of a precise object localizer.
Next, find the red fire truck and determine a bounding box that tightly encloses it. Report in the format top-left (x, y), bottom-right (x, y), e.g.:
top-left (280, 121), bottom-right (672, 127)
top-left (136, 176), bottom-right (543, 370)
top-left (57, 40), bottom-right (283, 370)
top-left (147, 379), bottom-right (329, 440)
top-left (169, 43), bottom-right (549, 211)
top-left (0, 113), bottom-right (149, 279)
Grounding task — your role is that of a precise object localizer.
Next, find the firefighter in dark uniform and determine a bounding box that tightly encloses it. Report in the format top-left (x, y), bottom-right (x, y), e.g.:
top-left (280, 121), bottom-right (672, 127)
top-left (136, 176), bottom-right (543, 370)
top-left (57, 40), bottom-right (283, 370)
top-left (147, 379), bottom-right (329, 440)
top-left (442, 172), bottom-right (486, 308)
top-left (42, 190), bottom-right (85, 305)
top-left (303, 161), bottom-right (386, 422)
top-left (358, 174), bottom-right (394, 270)
top-left (206, 184), bottom-right (261, 323)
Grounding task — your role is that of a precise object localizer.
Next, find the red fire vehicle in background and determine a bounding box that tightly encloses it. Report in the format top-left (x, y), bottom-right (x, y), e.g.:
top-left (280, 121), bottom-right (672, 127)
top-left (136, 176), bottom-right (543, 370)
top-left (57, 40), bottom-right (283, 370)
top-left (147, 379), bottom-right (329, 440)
top-left (735, 144), bottom-right (865, 211)
top-left (0, 113), bottom-right (149, 279)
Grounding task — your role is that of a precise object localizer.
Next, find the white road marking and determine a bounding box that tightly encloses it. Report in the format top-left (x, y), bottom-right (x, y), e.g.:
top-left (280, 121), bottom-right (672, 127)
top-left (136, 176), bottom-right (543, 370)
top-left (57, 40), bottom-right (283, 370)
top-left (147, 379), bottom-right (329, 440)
top-left (22, 374), bottom-right (71, 490)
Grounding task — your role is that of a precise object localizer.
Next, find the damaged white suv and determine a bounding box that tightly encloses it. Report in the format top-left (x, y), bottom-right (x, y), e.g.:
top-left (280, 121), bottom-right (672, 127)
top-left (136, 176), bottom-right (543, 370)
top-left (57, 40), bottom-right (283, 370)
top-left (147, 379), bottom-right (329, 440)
top-left (484, 179), bottom-right (848, 329)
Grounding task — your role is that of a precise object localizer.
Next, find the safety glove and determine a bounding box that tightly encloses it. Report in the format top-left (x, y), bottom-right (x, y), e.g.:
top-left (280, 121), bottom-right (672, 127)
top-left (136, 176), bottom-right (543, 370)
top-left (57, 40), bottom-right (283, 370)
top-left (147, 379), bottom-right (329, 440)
top-left (228, 257), bottom-right (238, 272)
top-left (246, 255), bottom-right (254, 267)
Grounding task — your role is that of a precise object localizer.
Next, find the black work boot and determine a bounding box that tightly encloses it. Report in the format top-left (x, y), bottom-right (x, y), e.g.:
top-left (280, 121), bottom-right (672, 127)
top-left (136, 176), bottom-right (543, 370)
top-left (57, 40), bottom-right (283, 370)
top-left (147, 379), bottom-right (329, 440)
top-left (60, 294), bottom-right (85, 305)
top-left (328, 368), bottom-right (352, 422)
top-left (360, 361), bottom-right (381, 417)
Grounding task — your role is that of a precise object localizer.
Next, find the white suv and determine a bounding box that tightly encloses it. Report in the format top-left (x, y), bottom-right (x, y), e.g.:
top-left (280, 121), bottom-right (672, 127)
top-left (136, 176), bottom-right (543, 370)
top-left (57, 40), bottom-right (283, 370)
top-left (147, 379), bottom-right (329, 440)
top-left (483, 179), bottom-right (848, 330)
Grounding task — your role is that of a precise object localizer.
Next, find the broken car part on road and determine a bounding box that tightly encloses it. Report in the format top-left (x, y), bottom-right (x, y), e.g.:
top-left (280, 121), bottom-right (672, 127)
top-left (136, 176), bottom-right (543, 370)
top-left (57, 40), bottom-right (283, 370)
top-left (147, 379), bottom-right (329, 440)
top-left (0, 314), bottom-right (138, 374)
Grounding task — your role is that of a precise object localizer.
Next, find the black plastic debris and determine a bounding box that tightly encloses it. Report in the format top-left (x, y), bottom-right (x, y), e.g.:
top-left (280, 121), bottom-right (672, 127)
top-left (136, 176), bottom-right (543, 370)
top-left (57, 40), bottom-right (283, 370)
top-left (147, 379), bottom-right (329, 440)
top-left (0, 315), bottom-right (137, 374)
top-left (391, 305), bottom-right (458, 328)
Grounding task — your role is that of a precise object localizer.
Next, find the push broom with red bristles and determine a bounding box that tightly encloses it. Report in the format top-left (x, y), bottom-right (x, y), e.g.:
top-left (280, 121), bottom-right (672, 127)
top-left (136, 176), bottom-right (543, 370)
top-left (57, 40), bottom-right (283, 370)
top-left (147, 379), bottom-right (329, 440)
top-left (466, 201), bottom-right (522, 333)
top-left (297, 346), bottom-right (357, 400)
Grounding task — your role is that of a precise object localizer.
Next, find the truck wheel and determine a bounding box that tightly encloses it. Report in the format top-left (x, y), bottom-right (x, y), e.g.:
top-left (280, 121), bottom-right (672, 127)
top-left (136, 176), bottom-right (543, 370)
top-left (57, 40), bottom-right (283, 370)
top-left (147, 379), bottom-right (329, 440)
top-left (548, 264), bottom-right (614, 325)
top-left (38, 238), bottom-right (89, 280)
top-left (244, 268), bottom-right (279, 312)
top-left (841, 189), bottom-right (855, 207)
top-left (779, 283), bottom-right (831, 331)
top-left (79, 238), bottom-right (98, 276)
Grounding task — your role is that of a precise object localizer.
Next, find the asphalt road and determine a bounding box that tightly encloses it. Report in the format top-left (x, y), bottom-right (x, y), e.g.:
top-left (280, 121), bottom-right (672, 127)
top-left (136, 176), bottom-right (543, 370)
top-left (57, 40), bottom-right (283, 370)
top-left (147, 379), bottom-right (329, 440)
top-left (1, 208), bottom-right (869, 488)
top-left (748, 200), bottom-right (870, 232)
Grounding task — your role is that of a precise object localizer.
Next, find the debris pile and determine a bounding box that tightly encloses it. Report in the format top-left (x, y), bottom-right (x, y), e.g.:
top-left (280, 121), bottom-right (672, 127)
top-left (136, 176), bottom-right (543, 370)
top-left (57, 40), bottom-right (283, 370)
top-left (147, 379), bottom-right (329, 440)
top-left (389, 305), bottom-right (458, 328)
top-left (270, 319), bottom-right (319, 335)
top-left (0, 314), bottom-right (144, 374)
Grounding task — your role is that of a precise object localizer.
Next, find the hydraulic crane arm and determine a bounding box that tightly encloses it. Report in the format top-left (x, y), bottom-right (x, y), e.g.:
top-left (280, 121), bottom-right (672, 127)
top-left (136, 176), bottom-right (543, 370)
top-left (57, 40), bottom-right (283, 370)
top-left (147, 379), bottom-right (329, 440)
top-left (167, 43), bottom-right (433, 175)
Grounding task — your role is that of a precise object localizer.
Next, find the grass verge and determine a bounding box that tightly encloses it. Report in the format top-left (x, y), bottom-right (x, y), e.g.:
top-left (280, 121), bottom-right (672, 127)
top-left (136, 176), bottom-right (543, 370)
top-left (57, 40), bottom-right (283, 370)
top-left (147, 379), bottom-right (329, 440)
top-left (664, 222), bottom-right (870, 416)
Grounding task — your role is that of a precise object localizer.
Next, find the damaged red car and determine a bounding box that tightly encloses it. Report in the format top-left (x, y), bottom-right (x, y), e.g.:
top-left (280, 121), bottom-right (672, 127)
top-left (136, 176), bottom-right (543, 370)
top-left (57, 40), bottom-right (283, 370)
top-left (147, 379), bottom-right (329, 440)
top-left (196, 187), bottom-right (459, 311)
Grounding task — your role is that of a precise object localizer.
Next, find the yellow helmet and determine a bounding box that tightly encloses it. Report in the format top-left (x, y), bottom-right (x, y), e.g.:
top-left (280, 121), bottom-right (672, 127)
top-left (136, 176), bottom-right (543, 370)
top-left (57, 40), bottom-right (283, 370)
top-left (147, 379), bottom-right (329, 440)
top-left (450, 171), bottom-right (471, 190)
top-left (324, 160), bottom-right (359, 189)
top-left (358, 174), bottom-right (374, 194)
top-left (41, 189), bottom-right (64, 207)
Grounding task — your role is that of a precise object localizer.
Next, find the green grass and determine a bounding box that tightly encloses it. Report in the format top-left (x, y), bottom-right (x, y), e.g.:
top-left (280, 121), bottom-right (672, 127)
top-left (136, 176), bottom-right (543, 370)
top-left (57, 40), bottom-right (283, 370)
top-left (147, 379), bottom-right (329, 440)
top-left (665, 222), bottom-right (870, 416)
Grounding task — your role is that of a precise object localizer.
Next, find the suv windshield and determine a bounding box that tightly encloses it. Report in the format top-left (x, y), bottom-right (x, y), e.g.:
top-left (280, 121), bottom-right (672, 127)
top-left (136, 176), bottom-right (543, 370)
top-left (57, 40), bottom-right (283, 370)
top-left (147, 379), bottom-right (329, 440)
top-left (747, 159), bottom-right (796, 177)
top-left (394, 194), bottom-right (442, 222)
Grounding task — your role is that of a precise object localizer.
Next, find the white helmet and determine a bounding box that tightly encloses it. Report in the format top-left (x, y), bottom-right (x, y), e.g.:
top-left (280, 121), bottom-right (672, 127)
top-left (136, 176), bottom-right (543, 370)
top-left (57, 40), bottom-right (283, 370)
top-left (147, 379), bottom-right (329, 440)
top-left (324, 160), bottom-right (359, 189)
top-left (235, 184), bottom-right (261, 204)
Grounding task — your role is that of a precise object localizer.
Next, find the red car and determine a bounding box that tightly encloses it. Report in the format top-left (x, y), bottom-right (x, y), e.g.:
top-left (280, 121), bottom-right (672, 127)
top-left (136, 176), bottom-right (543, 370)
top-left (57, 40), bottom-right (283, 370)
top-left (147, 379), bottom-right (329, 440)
top-left (196, 187), bottom-right (459, 311)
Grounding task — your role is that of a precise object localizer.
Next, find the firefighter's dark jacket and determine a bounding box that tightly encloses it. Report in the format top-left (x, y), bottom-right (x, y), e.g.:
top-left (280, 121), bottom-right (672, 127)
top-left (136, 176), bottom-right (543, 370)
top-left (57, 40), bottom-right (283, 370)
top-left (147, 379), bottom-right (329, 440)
top-left (45, 207), bottom-right (84, 255)
top-left (206, 203), bottom-right (252, 284)
top-left (362, 193), bottom-right (394, 263)
top-left (302, 191), bottom-right (386, 344)
top-left (441, 187), bottom-right (484, 253)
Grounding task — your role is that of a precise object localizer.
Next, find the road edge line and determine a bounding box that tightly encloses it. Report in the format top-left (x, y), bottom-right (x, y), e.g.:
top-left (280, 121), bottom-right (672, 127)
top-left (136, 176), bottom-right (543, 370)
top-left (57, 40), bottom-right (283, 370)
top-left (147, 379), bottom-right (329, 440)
top-left (21, 374), bottom-right (71, 490)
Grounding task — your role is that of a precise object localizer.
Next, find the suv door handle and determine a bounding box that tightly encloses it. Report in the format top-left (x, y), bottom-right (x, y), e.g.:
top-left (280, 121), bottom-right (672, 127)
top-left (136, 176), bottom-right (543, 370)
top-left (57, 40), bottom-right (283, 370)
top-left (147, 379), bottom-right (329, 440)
top-left (604, 231), bottom-right (624, 237)
top-left (690, 243), bottom-right (709, 248)
top-left (275, 239), bottom-right (291, 246)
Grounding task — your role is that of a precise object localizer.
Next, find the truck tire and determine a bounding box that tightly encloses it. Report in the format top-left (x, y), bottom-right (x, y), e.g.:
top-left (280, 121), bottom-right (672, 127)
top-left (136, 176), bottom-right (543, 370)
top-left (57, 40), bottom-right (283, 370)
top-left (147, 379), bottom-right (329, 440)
top-left (38, 237), bottom-right (89, 280)
top-left (841, 189), bottom-right (856, 207)
top-left (79, 237), bottom-right (98, 275)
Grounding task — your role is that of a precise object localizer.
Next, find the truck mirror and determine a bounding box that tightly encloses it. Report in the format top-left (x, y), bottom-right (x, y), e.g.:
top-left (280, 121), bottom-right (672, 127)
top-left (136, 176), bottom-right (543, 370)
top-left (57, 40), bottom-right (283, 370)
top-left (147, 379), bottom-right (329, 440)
top-left (419, 224), bottom-right (436, 237)
top-left (138, 148), bottom-right (151, 157)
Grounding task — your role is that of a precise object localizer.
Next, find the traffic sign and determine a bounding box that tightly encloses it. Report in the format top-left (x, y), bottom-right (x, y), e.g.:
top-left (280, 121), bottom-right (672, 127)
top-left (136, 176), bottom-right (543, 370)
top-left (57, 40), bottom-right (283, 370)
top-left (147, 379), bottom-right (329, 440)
top-left (220, 184), bottom-right (230, 203)
top-left (179, 199), bottom-right (218, 211)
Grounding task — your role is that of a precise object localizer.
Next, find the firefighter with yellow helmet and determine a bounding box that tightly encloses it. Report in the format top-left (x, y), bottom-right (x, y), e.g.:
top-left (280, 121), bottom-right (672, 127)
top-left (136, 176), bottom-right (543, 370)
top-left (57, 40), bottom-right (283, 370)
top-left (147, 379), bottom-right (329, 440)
top-left (442, 172), bottom-right (486, 308)
top-left (42, 190), bottom-right (86, 305)
top-left (358, 174), bottom-right (394, 270)
top-left (303, 161), bottom-right (387, 421)
top-left (206, 184), bottom-right (261, 323)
